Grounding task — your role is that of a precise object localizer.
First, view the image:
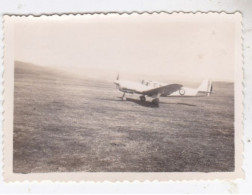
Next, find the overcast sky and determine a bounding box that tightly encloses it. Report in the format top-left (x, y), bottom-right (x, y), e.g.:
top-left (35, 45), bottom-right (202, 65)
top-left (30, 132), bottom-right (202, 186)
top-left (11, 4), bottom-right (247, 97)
top-left (14, 13), bottom-right (237, 83)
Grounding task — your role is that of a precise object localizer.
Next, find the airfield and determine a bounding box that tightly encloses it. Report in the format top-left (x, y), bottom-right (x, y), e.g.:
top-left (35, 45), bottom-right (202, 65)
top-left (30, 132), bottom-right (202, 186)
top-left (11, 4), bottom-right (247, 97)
top-left (13, 62), bottom-right (235, 173)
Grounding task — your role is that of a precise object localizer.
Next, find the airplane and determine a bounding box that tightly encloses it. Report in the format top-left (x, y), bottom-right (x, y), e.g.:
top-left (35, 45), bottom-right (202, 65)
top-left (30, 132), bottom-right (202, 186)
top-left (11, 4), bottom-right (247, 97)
top-left (113, 75), bottom-right (213, 107)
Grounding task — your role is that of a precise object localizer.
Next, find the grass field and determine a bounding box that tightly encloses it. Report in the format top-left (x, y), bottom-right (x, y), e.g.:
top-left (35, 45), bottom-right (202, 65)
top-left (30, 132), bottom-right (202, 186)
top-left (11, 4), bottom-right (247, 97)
top-left (13, 61), bottom-right (234, 173)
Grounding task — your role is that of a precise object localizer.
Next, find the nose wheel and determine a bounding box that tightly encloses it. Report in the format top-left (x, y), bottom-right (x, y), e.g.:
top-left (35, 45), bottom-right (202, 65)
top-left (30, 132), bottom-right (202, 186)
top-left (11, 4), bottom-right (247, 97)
top-left (140, 95), bottom-right (146, 102)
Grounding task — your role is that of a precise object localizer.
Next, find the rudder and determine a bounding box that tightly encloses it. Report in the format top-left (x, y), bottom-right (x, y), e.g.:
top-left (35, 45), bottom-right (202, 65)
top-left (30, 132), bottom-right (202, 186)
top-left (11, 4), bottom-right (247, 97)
top-left (197, 79), bottom-right (212, 96)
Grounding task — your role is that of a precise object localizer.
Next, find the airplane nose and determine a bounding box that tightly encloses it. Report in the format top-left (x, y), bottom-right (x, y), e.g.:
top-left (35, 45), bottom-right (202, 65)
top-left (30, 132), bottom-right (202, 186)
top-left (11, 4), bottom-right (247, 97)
top-left (113, 81), bottom-right (120, 89)
top-left (113, 81), bottom-right (120, 85)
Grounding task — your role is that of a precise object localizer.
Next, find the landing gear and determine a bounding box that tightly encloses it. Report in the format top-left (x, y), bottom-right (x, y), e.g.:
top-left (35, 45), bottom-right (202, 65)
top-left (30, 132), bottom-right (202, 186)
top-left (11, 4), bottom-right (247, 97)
top-left (152, 98), bottom-right (159, 107)
top-left (140, 95), bottom-right (146, 102)
top-left (121, 93), bottom-right (126, 101)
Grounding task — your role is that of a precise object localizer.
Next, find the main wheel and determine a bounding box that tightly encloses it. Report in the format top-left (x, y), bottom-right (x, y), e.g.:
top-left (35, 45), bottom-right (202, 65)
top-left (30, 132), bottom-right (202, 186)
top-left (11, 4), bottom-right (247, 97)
top-left (140, 96), bottom-right (146, 102)
top-left (152, 98), bottom-right (159, 107)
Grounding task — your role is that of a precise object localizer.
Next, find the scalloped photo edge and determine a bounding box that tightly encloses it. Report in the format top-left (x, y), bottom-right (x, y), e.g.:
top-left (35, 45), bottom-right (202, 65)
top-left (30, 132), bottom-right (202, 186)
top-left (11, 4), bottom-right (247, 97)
top-left (2, 12), bottom-right (243, 182)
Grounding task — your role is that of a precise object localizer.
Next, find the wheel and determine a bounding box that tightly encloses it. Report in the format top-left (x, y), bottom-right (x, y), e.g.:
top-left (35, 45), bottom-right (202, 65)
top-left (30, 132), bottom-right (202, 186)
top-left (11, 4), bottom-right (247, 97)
top-left (140, 96), bottom-right (146, 102)
top-left (122, 96), bottom-right (126, 101)
top-left (152, 98), bottom-right (159, 107)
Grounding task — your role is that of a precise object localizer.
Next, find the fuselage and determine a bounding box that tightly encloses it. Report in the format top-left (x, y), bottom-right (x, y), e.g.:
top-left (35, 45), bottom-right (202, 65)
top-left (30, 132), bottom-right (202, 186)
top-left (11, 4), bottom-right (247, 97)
top-left (114, 79), bottom-right (198, 97)
top-left (114, 80), bottom-right (160, 94)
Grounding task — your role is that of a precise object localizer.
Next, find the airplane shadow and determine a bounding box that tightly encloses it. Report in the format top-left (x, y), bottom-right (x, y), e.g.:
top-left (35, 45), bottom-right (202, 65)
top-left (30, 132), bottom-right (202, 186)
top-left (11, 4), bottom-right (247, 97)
top-left (125, 98), bottom-right (159, 108)
top-left (97, 97), bottom-right (196, 108)
top-left (125, 98), bottom-right (196, 108)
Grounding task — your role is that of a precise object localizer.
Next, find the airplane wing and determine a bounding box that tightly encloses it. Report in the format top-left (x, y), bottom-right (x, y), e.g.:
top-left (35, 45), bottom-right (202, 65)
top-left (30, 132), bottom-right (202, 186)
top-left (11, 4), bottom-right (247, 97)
top-left (142, 84), bottom-right (183, 96)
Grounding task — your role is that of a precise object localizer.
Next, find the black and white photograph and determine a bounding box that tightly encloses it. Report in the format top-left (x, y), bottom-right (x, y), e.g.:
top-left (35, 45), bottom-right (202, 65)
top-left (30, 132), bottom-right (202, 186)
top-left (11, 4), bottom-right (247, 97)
top-left (3, 13), bottom-right (243, 181)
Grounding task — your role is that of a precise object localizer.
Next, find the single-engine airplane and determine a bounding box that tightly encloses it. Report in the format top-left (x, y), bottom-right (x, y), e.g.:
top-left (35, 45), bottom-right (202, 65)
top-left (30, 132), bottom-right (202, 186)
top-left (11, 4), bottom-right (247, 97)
top-left (113, 75), bottom-right (213, 107)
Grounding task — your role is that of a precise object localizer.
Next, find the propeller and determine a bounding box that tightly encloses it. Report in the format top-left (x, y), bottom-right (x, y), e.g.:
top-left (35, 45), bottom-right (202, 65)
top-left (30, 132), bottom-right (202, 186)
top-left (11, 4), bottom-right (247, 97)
top-left (114, 73), bottom-right (120, 89)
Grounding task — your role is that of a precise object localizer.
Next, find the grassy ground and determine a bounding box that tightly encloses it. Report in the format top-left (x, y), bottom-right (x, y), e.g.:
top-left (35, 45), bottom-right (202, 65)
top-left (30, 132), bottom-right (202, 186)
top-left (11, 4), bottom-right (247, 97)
top-left (13, 61), bottom-right (234, 173)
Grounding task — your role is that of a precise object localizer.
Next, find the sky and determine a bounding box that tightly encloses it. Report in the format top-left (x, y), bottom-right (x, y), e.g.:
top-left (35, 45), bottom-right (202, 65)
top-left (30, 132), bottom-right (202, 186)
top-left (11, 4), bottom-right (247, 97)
top-left (14, 13), bottom-right (237, 83)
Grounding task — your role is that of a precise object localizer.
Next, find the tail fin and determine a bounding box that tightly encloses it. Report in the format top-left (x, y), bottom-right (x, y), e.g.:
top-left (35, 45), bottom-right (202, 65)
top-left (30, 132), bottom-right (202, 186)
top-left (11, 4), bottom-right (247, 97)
top-left (116, 73), bottom-right (120, 80)
top-left (197, 79), bottom-right (213, 96)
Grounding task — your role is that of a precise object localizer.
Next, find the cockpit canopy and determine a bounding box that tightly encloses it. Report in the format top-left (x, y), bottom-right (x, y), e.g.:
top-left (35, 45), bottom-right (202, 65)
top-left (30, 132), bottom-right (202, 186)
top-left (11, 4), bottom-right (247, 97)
top-left (141, 80), bottom-right (162, 88)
